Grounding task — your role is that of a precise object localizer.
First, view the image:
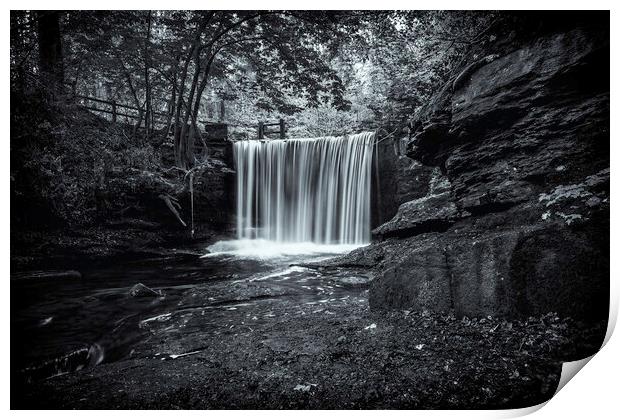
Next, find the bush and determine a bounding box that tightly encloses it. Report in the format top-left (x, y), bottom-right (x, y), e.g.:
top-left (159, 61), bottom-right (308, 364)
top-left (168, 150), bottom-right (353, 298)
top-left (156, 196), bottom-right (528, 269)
top-left (11, 95), bottom-right (168, 228)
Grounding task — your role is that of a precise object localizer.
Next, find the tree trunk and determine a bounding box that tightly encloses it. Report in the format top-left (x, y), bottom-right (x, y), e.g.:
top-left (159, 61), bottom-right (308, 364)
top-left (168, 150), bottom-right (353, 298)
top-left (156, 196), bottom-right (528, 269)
top-left (121, 62), bottom-right (142, 138)
top-left (173, 18), bottom-right (209, 167)
top-left (36, 11), bottom-right (64, 95)
top-left (143, 11), bottom-right (152, 141)
top-left (177, 60), bottom-right (203, 168)
top-left (164, 56), bottom-right (180, 139)
top-left (182, 49), bottom-right (218, 166)
top-left (133, 106), bottom-right (144, 139)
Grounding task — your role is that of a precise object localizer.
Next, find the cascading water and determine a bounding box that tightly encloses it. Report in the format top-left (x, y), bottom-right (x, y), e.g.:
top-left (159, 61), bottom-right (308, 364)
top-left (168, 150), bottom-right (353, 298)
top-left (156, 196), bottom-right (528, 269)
top-left (235, 132), bottom-right (375, 245)
top-left (206, 132), bottom-right (375, 258)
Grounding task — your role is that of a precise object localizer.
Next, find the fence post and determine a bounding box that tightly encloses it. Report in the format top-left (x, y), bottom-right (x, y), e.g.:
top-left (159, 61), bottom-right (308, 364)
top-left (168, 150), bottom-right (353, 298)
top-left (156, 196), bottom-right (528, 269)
top-left (279, 118), bottom-right (285, 139)
top-left (111, 100), bottom-right (117, 122)
top-left (258, 121), bottom-right (264, 139)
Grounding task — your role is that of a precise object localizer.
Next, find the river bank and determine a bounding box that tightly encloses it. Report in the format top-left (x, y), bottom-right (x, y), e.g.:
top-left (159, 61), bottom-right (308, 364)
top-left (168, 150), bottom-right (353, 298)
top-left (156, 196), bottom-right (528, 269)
top-left (10, 223), bottom-right (227, 271)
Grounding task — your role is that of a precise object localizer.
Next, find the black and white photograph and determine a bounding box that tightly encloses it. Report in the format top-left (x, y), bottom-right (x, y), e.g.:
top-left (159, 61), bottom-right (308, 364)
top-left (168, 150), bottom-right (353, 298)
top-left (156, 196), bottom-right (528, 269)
top-left (8, 4), bottom-right (612, 411)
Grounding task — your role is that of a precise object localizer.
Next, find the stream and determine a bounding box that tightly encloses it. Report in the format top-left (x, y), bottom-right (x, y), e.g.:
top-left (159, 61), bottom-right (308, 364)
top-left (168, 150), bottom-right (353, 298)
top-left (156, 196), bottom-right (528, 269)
top-left (11, 241), bottom-right (370, 382)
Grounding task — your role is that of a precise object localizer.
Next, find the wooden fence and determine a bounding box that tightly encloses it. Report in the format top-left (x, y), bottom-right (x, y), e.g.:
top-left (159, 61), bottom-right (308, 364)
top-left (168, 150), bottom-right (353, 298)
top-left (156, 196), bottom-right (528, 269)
top-left (258, 118), bottom-right (286, 139)
top-left (74, 93), bottom-right (288, 140)
top-left (75, 94), bottom-right (169, 124)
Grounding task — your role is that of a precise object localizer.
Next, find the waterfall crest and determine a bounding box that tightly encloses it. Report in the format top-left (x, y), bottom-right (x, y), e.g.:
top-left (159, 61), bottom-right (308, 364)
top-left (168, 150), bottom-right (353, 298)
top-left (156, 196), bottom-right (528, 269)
top-left (234, 132), bottom-right (375, 245)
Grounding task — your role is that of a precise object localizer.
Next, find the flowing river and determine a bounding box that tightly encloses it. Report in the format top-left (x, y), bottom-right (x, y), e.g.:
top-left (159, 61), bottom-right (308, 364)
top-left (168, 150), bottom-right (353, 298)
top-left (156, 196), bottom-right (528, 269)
top-left (11, 247), bottom-right (371, 382)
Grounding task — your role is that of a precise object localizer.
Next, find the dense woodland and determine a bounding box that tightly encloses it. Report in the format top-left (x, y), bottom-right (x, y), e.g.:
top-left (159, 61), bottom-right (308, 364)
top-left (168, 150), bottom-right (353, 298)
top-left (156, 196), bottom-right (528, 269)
top-left (10, 10), bottom-right (521, 236)
top-left (11, 12), bottom-right (501, 144)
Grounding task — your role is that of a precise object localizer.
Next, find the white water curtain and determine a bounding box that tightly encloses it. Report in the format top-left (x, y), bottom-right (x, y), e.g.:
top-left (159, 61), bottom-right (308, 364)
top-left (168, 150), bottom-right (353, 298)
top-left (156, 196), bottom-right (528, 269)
top-left (234, 132), bottom-right (375, 245)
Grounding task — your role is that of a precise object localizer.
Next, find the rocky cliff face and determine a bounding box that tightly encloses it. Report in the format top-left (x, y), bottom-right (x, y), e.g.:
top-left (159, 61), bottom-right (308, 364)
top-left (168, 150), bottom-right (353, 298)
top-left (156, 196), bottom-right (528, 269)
top-left (364, 25), bottom-right (609, 322)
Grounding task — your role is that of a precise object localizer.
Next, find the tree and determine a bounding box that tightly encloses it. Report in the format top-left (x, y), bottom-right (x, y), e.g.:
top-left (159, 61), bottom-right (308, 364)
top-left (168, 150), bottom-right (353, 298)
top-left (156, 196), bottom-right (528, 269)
top-left (143, 11), bottom-right (153, 139)
top-left (166, 11), bottom-right (355, 168)
top-left (36, 11), bottom-right (64, 94)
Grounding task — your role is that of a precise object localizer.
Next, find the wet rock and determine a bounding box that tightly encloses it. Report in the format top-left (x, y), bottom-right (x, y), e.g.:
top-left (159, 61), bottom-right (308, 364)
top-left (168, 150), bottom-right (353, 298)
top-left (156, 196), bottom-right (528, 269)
top-left (509, 226), bottom-right (609, 321)
top-left (302, 243), bottom-right (386, 269)
top-left (369, 216), bottom-right (608, 320)
top-left (178, 281), bottom-right (295, 308)
top-left (372, 191), bottom-right (459, 239)
top-left (129, 283), bottom-right (161, 298)
top-left (372, 138), bottom-right (437, 228)
top-left (21, 346), bottom-right (92, 382)
top-left (335, 276), bottom-right (371, 288)
top-left (369, 242), bottom-right (452, 313)
top-left (12, 270), bottom-right (82, 282)
top-left (445, 230), bottom-right (522, 318)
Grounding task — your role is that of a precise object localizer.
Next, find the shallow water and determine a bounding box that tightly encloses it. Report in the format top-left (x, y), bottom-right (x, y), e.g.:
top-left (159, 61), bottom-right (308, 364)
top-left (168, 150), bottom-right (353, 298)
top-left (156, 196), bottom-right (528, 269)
top-left (205, 238), bottom-right (365, 259)
top-left (11, 241), bottom-right (369, 381)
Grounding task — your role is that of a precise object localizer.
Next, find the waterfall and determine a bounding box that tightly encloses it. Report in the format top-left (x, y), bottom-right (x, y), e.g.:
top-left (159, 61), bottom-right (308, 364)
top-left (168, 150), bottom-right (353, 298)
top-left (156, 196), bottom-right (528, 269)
top-left (234, 132), bottom-right (375, 245)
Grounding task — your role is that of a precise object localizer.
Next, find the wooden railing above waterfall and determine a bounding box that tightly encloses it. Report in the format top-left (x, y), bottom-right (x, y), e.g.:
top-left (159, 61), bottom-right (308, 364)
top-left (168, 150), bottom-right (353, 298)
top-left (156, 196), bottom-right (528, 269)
top-left (258, 119), bottom-right (286, 139)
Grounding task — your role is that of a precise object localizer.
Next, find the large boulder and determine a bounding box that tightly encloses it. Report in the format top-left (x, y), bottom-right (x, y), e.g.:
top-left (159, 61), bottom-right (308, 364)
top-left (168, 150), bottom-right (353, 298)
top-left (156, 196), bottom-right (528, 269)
top-left (369, 242), bottom-right (452, 312)
top-left (369, 219), bottom-right (608, 320)
top-left (445, 229), bottom-right (521, 318)
top-left (509, 224), bottom-right (609, 321)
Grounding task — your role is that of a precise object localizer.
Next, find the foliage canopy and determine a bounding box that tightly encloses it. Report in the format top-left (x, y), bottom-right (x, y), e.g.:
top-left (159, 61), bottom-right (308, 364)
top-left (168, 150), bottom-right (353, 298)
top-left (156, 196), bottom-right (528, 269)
top-left (11, 10), bottom-right (496, 167)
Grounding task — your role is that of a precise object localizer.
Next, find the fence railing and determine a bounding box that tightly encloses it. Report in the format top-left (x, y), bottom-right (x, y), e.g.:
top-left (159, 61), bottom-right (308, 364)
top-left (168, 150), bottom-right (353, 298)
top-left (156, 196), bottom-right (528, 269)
top-left (73, 92), bottom-right (288, 140)
top-left (258, 118), bottom-right (286, 139)
top-left (75, 94), bottom-right (169, 124)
